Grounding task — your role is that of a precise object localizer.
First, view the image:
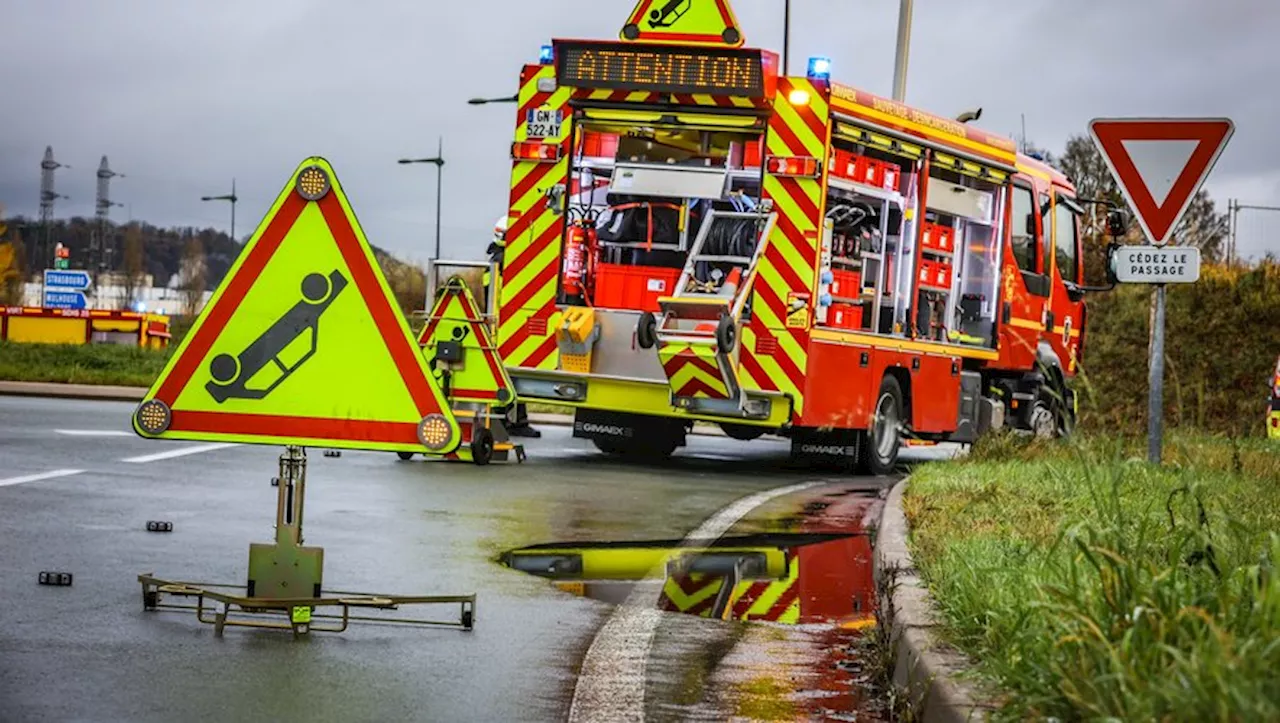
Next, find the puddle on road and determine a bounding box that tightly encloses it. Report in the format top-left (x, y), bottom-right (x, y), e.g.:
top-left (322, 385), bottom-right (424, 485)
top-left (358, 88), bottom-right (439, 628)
top-left (498, 487), bottom-right (890, 720)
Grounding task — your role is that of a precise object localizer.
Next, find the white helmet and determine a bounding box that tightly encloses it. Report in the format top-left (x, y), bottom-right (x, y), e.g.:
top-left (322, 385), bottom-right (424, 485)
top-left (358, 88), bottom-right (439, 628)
top-left (493, 215), bottom-right (508, 241)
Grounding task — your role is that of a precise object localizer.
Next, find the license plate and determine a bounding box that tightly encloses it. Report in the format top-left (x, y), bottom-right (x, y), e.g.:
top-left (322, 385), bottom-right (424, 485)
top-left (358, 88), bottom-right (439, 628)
top-left (525, 108), bottom-right (562, 139)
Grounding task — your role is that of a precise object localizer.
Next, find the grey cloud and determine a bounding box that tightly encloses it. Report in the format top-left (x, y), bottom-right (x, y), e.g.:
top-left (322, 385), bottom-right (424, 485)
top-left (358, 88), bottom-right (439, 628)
top-left (1, 0), bottom-right (1276, 262)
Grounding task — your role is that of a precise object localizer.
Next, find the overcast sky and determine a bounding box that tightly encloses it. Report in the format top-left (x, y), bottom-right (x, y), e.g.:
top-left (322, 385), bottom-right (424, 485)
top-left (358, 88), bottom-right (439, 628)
top-left (2, 0), bottom-right (1277, 263)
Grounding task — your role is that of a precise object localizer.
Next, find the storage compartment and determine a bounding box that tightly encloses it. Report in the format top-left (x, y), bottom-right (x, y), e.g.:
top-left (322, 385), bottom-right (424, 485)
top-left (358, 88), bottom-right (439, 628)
top-left (829, 303), bottom-right (863, 330)
top-left (593, 263), bottom-right (683, 312)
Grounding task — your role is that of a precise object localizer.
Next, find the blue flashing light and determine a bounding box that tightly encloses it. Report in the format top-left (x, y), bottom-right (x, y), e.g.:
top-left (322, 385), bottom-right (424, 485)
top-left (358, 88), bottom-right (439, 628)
top-left (539, 45), bottom-right (554, 65)
top-left (1027, 151), bottom-right (1045, 161)
top-left (807, 57), bottom-right (831, 79)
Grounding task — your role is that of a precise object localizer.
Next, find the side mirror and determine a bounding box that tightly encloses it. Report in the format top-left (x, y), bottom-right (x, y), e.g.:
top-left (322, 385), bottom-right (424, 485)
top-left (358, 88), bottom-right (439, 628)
top-left (1104, 242), bottom-right (1120, 284)
top-left (1106, 210), bottom-right (1127, 238)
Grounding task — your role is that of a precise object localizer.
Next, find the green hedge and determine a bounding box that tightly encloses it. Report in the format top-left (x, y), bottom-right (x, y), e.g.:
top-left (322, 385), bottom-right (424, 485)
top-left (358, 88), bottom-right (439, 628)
top-left (1077, 261), bottom-right (1279, 436)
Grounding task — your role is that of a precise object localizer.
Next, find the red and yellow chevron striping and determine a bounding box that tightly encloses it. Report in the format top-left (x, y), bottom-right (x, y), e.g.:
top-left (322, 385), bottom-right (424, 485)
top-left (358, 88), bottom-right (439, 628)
top-left (725, 557), bottom-right (801, 623)
top-left (659, 573), bottom-right (725, 616)
top-left (737, 77), bottom-right (830, 416)
top-left (499, 64), bottom-right (572, 371)
top-left (658, 340), bottom-right (734, 399)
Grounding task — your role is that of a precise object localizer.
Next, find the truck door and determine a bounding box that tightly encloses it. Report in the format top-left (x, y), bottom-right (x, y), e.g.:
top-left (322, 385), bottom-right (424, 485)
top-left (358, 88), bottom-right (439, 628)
top-left (998, 179), bottom-right (1049, 370)
top-left (1047, 190), bottom-right (1085, 375)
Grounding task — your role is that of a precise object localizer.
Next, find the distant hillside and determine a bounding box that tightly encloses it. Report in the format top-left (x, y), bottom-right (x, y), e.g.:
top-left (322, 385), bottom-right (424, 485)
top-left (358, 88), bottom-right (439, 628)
top-left (3, 215), bottom-right (239, 288)
top-left (1, 215), bottom-right (426, 315)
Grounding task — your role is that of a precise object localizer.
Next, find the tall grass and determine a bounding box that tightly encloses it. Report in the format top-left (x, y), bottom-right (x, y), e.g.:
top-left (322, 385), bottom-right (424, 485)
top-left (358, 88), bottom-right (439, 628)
top-left (905, 434), bottom-right (1280, 721)
top-left (0, 340), bottom-right (172, 386)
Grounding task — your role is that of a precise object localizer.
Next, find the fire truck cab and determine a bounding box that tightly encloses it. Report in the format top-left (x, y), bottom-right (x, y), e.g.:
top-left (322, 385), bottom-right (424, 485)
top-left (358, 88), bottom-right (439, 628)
top-left (495, 7), bottom-right (1085, 471)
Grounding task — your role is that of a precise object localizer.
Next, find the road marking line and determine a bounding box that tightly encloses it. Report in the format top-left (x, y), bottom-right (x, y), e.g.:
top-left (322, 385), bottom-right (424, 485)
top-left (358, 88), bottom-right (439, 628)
top-left (121, 443), bottom-right (239, 463)
top-left (55, 429), bottom-right (133, 437)
top-left (0, 469), bottom-right (85, 488)
top-left (567, 480), bottom-right (824, 722)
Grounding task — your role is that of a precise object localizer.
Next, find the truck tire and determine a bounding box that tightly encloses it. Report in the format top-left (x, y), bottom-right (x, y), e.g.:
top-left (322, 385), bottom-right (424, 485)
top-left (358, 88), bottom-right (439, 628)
top-left (862, 376), bottom-right (903, 476)
top-left (396, 451), bottom-right (415, 461)
top-left (1026, 384), bottom-right (1073, 439)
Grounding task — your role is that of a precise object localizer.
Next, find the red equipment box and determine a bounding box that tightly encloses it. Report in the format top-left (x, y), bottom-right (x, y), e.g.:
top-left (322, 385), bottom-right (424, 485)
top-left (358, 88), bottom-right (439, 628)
top-left (733, 138), bottom-right (765, 168)
top-left (921, 222), bottom-right (954, 254)
top-left (829, 303), bottom-right (863, 330)
top-left (580, 131), bottom-right (619, 158)
top-left (829, 268), bottom-right (861, 297)
top-left (829, 149), bottom-right (858, 180)
top-left (883, 164), bottom-right (901, 192)
top-left (918, 259), bottom-right (953, 291)
top-left (593, 263), bottom-right (683, 312)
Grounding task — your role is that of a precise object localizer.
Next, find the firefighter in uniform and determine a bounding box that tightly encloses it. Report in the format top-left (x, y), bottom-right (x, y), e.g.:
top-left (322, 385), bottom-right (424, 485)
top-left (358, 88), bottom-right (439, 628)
top-left (487, 216), bottom-right (540, 438)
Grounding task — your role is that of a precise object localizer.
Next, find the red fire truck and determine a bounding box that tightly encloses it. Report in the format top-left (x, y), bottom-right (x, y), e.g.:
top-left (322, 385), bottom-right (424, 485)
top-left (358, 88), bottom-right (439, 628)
top-left (493, 3), bottom-right (1089, 472)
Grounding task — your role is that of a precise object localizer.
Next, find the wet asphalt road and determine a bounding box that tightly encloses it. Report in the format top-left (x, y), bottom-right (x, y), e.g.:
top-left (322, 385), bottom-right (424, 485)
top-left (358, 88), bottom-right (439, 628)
top-left (0, 396), bottom-right (946, 722)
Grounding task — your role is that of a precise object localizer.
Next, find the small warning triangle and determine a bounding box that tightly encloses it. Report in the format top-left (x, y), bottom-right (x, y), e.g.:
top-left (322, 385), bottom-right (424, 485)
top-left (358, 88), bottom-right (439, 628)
top-left (621, 0), bottom-right (744, 47)
top-left (132, 157), bottom-right (461, 454)
top-left (1088, 117), bottom-right (1234, 245)
top-left (418, 277), bottom-right (515, 406)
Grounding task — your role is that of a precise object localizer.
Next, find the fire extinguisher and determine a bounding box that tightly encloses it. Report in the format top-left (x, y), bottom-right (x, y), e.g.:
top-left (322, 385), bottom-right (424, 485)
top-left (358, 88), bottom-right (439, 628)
top-left (563, 208), bottom-right (600, 303)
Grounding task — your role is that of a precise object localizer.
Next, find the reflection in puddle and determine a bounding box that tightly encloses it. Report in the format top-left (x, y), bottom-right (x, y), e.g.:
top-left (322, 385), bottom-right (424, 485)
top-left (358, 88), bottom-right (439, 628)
top-left (500, 532), bottom-right (875, 628)
top-left (501, 485), bottom-right (888, 720)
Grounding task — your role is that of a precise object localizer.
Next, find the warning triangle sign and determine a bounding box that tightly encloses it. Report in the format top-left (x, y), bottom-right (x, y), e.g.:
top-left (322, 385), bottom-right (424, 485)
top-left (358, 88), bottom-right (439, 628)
top-left (418, 277), bottom-right (515, 406)
top-left (1088, 117), bottom-right (1234, 245)
top-left (132, 157), bottom-right (461, 454)
top-left (621, 0), bottom-right (744, 47)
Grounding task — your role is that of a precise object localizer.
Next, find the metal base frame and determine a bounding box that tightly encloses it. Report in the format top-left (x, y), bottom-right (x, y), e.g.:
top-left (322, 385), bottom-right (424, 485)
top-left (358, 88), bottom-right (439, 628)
top-left (137, 445), bottom-right (477, 637)
top-left (137, 575), bottom-right (475, 638)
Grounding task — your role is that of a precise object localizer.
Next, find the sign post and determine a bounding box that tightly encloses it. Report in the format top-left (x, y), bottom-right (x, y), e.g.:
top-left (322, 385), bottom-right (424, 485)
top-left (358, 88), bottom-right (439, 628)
top-left (1089, 117), bottom-right (1234, 463)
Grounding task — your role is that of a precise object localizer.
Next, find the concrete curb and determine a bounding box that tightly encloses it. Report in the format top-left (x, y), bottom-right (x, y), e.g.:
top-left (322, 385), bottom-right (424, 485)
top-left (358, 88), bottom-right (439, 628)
top-left (0, 381), bottom-right (147, 402)
top-left (874, 478), bottom-right (996, 723)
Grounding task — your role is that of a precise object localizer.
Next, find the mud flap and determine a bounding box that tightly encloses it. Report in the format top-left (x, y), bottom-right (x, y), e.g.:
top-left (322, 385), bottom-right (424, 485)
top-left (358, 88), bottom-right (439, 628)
top-left (657, 337), bottom-right (744, 414)
top-left (788, 428), bottom-right (863, 472)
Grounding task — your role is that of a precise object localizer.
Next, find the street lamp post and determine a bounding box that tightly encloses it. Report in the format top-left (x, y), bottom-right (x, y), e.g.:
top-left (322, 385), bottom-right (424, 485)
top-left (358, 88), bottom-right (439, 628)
top-left (398, 137), bottom-right (446, 260)
top-left (201, 179), bottom-right (238, 243)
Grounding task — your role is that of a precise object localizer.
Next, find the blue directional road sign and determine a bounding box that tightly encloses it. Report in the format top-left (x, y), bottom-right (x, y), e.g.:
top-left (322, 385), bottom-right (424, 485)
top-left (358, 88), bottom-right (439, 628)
top-left (44, 290), bottom-right (88, 310)
top-left (44, 269), bottom-right (92, 289)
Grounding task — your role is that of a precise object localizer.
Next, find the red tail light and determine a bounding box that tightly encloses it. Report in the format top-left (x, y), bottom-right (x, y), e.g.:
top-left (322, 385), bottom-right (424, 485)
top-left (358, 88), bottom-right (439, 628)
top-left (766, 155), bottom-right (819, 178)
top-left (511, 141), bottom-right (562, 162)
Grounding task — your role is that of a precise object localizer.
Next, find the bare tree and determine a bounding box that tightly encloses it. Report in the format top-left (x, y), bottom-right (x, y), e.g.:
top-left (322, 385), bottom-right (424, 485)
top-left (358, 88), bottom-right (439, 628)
top-left (120, 223), bottom-right (146, 310)
top-left (180, 233), bottom-right (207, 316)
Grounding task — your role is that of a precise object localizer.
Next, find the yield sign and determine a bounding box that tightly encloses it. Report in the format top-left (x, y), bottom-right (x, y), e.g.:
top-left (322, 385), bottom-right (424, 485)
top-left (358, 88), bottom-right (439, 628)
top-left (1088, 117), bottom-right (1234, 245)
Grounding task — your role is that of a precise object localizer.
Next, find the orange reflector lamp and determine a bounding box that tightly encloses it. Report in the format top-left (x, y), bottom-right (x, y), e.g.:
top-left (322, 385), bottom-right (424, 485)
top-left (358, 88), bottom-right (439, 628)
top-left (511, 141), bottom-right (562, 162)
top-left (766, 155), bottom-right (819, 178)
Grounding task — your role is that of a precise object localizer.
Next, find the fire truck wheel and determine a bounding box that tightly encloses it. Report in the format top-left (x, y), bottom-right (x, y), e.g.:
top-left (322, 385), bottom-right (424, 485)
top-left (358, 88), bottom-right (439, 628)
top-left (1027, 399), bottom-right (1056, 439)
top-left (637, 312), bottom-right (657, 349)
top-left (472, 429), bottom-right (495, 466)
top-left (396, 451), bottom-right (415, 461)
top-left (716, 316), bottom-right (736, 353)
top-left (864, 376), bottom-right (903, 476)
